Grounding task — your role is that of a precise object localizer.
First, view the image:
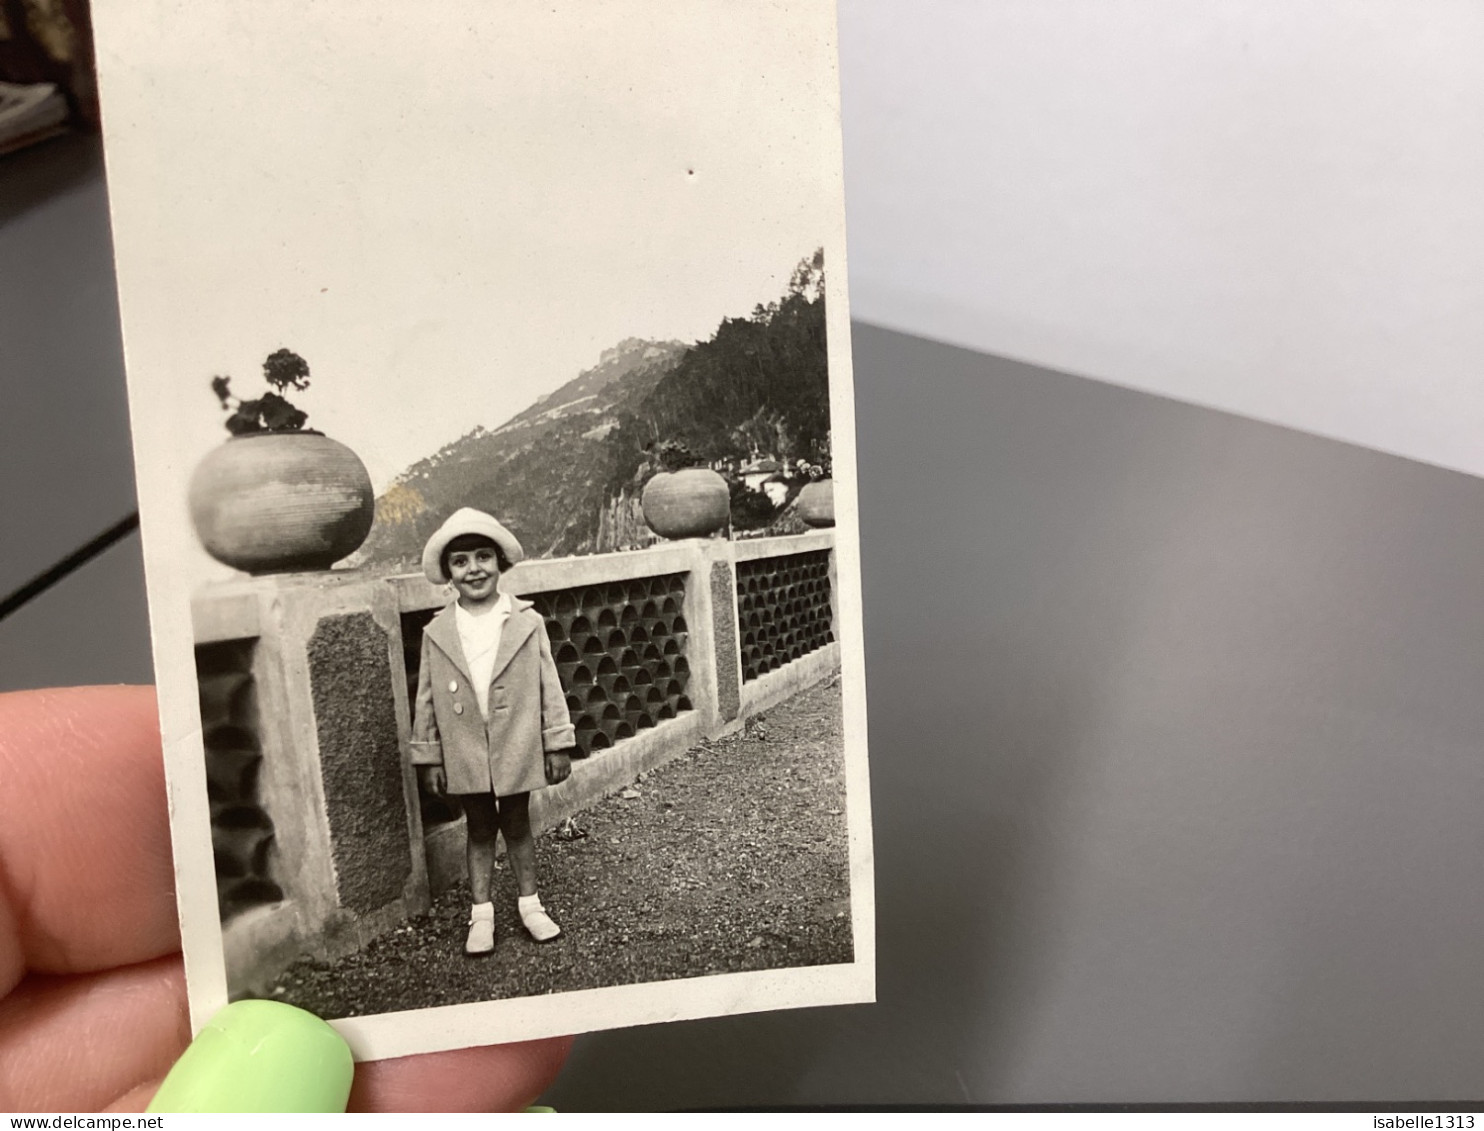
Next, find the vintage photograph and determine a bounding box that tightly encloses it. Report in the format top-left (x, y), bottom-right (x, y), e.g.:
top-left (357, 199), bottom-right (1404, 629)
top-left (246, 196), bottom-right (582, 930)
top-left (94, 0), bottom-right (871, 1056)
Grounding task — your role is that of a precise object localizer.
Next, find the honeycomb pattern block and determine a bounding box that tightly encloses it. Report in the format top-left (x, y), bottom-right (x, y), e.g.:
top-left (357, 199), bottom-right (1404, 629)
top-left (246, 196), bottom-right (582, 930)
top-left (197, 639), bottom-right (284, 919)
top-left (527, 572), bottom-right (694, 758)
top-left (735, 550), bottom-right (833, 682)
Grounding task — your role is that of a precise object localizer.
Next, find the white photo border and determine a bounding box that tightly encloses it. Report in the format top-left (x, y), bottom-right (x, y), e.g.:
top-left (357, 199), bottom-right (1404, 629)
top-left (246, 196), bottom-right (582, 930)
top-left (93, 0), bottom-right (873, 1060)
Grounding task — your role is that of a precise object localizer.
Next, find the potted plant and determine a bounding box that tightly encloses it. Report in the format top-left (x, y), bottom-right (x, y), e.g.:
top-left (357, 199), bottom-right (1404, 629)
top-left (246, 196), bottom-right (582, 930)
top-left (639, 440), bottom-right (730, 540)
top-left (794, 435), bottom-right (834, 528)
top-left (187, 349), bottom-right (375, 574)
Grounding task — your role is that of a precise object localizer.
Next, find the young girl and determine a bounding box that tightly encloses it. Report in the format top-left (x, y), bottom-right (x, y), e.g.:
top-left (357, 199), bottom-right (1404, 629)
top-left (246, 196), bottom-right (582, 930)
top-left (410, 507), bottom-right (575, 955)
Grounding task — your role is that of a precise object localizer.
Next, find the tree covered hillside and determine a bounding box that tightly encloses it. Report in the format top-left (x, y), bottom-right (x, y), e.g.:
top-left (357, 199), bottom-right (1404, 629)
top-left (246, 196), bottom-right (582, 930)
top-left (600, 249), bottom-right (829, 501)
top-left (355, 250), bottom-right (829, 568)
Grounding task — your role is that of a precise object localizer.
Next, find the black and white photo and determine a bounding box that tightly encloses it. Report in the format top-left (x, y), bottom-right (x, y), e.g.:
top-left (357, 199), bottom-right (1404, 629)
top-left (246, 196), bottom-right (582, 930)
top-left (93, 0), bottom-right (871, 1058)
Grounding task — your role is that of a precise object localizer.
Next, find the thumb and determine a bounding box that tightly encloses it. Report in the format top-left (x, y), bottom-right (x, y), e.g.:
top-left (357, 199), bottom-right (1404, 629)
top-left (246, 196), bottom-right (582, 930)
top-left (148, 1000), bottom-right (353, 1113)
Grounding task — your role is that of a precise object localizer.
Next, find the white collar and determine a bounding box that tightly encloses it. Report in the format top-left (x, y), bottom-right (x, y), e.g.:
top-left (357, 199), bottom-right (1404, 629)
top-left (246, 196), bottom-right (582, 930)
top-left (455, 591), bottom-right (510, 624)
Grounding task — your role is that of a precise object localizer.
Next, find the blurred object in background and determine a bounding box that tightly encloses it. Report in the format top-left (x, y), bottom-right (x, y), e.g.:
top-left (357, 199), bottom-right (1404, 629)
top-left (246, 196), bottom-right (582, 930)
top-left (0, 79), bottom-right (67, 154)
top-left (0, 0), bottom-right (96, 153)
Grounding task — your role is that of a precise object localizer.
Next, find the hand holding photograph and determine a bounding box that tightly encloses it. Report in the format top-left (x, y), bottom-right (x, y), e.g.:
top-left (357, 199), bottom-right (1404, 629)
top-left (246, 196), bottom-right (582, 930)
top-left (91, 0), bottom-right (872, 1059)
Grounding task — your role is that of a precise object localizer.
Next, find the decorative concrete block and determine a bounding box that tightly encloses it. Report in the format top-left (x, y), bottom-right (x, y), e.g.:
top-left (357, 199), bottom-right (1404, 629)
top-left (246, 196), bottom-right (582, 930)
top-left (528, 571), bottom-right (693, 757)
top-left (735, 550), bottom-right (833, 683)
top-left (197, 638), bottom-right (281, 920)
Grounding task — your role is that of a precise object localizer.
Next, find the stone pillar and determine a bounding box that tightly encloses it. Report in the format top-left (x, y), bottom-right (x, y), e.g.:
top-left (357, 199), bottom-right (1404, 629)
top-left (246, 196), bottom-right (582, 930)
top-left (201, 572), bottom-right (430, 993)
top-left (305, 610), bottom-right (418, 916)
top-left (700, 543), bottom-right (743, 725)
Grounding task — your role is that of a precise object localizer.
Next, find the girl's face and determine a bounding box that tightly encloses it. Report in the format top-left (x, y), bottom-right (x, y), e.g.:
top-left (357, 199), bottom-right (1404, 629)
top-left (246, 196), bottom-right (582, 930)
top-left (448, 545), bottom-right (500, 604)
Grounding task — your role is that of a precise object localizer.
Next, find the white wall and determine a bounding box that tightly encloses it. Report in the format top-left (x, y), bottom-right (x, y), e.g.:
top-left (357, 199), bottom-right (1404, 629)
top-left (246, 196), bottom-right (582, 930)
top-left (839, 1), bottom-right (1484, 479)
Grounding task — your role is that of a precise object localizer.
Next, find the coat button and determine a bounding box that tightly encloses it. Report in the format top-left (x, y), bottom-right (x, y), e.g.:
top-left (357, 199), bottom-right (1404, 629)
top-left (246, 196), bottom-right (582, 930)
top-left (448, 680), bottom-right (458, 692)
top-left (453, 702), bottom-right (464, 715)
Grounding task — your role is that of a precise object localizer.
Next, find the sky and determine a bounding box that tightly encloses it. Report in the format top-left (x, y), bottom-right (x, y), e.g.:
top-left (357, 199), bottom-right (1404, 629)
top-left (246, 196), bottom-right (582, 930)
top-left (100, 0), bottom-right (844, 496)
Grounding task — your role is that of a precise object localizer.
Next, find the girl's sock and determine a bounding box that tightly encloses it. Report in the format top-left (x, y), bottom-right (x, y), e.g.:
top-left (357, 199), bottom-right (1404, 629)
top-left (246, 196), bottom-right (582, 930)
top-left (518, 893), bottom-right (561, 942)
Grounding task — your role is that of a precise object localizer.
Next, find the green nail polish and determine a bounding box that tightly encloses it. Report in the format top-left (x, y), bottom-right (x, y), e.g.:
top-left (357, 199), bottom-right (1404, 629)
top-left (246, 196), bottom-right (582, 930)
top-left (148, 1000), bottom-right (354, 1113)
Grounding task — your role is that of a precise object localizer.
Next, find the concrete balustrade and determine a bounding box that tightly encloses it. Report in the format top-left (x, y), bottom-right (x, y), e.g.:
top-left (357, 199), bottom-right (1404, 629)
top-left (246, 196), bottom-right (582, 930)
top-left (192, 530), bottom-right (839, 995)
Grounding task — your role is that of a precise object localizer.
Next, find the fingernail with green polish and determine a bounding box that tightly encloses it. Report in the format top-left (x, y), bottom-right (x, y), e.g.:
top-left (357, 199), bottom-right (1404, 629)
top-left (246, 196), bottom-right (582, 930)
top-left (149, 999), bottom-right (354, 1113)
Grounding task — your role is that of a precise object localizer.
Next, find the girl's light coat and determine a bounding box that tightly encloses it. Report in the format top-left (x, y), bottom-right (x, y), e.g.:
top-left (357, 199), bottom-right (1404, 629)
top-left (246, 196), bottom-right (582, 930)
top-left (410, 597), bottom-right (577, 796)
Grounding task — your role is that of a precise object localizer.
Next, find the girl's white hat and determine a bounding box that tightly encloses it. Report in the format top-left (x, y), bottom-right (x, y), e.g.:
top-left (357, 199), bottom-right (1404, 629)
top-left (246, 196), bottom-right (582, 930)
top-left (421, 507), bottom-right (525, 584)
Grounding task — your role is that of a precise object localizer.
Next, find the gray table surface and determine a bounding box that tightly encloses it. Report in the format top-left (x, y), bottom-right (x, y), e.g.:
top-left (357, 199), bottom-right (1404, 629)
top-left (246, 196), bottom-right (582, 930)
top-left (4, 136), bottom-right (1482, 1107)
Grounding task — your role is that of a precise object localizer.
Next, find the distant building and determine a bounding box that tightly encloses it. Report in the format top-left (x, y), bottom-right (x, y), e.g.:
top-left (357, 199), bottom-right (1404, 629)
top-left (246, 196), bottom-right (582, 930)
top-left (740, 458), bottom-right (783, 492)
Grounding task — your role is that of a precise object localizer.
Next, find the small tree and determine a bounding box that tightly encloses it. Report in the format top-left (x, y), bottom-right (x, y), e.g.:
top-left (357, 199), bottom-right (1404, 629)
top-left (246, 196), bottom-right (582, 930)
top-left (211, 348), bottom-right (314, 434)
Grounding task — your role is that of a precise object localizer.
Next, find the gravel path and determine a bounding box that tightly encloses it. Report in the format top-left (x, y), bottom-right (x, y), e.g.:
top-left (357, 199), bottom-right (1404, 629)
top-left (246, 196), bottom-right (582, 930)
top-left (268, 676), bottom-right (852, 1018)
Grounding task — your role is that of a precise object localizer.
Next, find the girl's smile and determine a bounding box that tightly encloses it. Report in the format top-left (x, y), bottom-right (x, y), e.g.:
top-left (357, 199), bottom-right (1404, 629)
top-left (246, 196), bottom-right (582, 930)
top-left (448, 547), bottom-right (501, 606)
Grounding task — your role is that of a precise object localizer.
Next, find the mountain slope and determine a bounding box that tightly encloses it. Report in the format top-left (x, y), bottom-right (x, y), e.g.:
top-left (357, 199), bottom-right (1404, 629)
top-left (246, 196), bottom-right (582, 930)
top-left (356, 337), bottom-right (686, 566)
top-left (356, 252), bottom-right (829, 568)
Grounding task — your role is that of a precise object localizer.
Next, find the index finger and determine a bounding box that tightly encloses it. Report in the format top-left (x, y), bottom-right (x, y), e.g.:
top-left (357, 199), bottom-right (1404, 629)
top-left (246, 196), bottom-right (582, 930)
top-left (0, 686), bottom-right (177, 993)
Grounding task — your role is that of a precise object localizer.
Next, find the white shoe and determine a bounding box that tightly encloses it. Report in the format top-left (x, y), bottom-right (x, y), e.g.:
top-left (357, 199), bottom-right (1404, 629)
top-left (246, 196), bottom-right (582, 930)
top-left (465, 903), bottom-right (495, 956)
top-left (518, 895), bottom-right (561, 942)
